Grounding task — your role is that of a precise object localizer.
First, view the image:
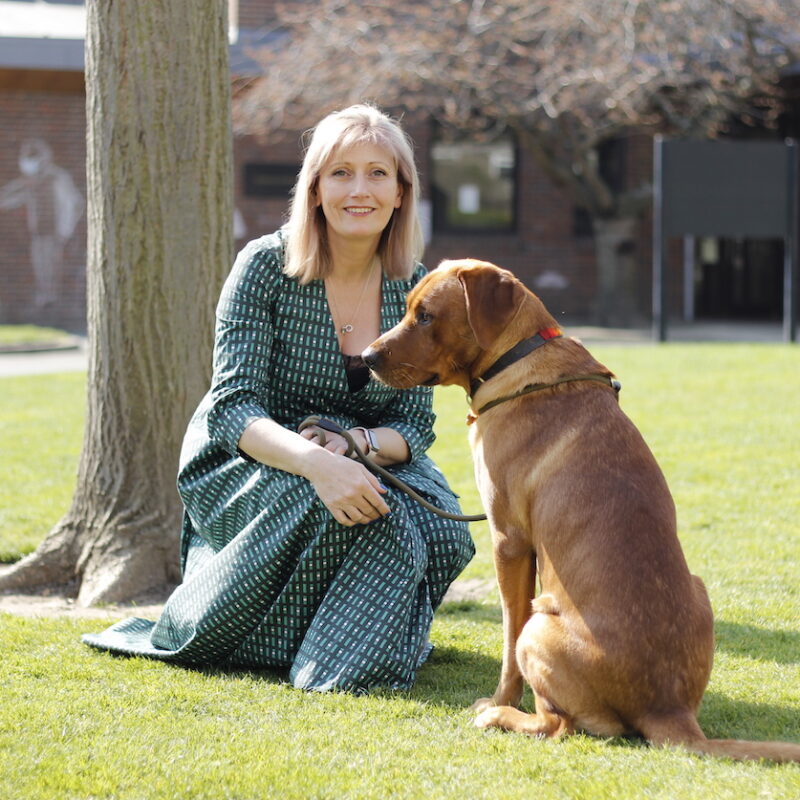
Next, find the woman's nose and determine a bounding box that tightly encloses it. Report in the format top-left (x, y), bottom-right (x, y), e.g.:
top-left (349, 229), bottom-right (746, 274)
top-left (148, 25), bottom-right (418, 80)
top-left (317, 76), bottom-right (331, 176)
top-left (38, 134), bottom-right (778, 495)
top-left (350, 173), bottom-right (369, 195)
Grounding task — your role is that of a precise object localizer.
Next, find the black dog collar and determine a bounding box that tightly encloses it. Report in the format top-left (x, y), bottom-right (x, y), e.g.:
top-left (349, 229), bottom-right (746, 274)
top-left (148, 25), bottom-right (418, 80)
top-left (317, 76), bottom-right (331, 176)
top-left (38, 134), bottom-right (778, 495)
top-left (469, 327), bottom-right (562, 397)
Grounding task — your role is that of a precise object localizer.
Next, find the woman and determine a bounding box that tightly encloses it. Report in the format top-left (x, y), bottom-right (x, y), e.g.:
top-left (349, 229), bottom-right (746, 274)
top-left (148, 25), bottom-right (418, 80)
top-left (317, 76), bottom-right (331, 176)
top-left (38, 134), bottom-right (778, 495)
top-left (83, 104), bottom-right (474, 692)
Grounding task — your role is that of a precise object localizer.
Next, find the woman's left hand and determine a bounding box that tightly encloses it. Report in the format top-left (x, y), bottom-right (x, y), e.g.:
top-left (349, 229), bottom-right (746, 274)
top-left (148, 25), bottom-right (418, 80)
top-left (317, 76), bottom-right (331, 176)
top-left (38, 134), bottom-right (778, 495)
top-left (299, 425), bottom-right (366, 457)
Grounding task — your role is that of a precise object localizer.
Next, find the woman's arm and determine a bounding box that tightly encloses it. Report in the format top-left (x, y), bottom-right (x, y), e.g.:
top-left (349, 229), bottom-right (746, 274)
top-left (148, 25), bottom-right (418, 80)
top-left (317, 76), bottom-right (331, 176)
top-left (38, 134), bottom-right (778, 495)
top-left (298, 424), bottom-right (409, 467)
top-left (205, 239), bottom-right (277, 455)
top-left (205, 237), bottom-right (389, 527)
top-left (239, 417), bottom-right (390, 527)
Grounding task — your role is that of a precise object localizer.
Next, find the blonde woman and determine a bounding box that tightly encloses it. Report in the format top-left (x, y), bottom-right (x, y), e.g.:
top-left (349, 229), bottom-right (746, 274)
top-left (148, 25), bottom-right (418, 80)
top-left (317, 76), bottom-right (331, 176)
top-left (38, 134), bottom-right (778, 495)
top-left (84, 105), bottom-right (474, 692)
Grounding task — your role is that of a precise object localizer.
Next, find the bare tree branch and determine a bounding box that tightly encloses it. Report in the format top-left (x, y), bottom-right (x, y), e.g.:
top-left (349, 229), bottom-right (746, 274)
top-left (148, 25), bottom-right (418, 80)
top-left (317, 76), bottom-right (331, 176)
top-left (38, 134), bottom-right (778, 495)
top-left (234, 0), bottom-right (798, 216)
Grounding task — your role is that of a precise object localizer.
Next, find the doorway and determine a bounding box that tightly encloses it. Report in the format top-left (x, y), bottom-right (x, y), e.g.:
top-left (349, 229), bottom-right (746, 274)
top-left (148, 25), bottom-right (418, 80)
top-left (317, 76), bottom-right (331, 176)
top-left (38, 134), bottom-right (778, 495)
top-left (694, 237), bottom-right (784, 320)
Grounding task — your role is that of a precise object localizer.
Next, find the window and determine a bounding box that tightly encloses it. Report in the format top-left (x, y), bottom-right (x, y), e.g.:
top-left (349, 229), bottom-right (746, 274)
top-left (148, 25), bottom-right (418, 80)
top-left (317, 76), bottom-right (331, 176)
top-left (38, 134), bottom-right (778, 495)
top-left (430, 136), bottom-right (516, 233)
top-left (243, 163), bottom-right (300, 198)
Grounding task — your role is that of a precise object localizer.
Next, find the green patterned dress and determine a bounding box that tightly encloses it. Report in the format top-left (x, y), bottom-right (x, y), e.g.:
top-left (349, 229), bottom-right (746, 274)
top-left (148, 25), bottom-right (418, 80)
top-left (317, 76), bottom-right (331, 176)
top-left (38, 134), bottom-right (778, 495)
top-left (82, 230), bottom-right (474, 692)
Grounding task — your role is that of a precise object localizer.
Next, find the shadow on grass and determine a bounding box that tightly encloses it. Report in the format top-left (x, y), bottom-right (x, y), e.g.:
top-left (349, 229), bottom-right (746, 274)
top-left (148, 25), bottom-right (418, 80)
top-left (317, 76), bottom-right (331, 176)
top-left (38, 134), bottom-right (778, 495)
top-left (172, 603), bottom-right (506, 710)
top-left (95, 606), bottom-right (800, 736)
top-left (411, 645), bottom-right (503, 709)
top-left (699, 690), bottom-right (800, 745)
top-left (418, 609), bottom-right (800, 738)
top-left (489, 691), bottom-right (800, 761)
top-left (603, 690), bottom-right (800, 758)
top-left (190, 641), bottom-right (505, 712)
top-left (714, 620), bottom-right (800, 664)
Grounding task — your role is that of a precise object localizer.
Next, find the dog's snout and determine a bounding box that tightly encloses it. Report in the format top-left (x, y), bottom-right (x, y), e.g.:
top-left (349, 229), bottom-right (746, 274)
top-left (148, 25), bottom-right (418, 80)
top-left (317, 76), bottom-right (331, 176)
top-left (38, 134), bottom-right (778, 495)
top-left (361, 347), bottom-right (380, 370)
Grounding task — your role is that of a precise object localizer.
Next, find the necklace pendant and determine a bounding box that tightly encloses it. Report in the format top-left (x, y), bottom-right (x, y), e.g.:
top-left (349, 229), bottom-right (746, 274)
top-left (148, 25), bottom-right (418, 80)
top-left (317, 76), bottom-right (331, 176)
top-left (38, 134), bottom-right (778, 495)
top-left (341, 324), bottom-right (354, 334)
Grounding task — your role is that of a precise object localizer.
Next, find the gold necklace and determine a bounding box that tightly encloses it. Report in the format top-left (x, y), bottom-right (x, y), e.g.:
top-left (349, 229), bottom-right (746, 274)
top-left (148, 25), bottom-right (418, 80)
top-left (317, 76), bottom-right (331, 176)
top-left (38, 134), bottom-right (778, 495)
top-left (327, 258), bottom-right (378, 336)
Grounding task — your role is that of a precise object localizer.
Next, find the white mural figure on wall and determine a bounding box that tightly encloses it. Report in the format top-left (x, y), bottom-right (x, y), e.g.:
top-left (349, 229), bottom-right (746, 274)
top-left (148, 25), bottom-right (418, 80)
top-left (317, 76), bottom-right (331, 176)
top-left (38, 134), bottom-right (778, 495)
top-left (0, 138), bottom-right (84, 308)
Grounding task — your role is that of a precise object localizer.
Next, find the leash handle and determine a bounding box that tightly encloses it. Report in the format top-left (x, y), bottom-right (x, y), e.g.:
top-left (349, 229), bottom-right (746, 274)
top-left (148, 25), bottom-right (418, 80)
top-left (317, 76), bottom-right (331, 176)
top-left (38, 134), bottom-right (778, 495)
top-left (298, 416), bottom-right (487, 523)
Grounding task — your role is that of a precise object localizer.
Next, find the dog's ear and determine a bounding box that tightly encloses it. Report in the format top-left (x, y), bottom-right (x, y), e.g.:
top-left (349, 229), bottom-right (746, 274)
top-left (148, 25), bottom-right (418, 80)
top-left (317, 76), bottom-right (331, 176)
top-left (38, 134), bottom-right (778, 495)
top-left (459, 265), bottom-right (526, 350)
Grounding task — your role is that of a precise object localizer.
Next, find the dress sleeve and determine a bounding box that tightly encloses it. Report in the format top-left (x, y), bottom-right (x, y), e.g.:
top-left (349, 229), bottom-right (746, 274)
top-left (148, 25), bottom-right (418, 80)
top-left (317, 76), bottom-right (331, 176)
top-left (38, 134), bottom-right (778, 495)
top-left (379, 385), bottom-right (436, 463)
top-left (205, 236), bottom-right (282, 457)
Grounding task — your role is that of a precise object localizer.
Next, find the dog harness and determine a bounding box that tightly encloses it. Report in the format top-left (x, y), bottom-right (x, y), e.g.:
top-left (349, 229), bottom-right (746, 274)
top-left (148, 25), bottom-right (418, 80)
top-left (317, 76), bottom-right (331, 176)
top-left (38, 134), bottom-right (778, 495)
top-left (467, 327), bottom-right (621, 424)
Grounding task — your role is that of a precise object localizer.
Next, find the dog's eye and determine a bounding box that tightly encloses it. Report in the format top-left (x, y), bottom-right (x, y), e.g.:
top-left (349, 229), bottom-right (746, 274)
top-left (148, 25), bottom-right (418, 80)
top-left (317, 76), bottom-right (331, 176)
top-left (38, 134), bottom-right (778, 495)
top-left (417, 311), bottom-right (433, 326)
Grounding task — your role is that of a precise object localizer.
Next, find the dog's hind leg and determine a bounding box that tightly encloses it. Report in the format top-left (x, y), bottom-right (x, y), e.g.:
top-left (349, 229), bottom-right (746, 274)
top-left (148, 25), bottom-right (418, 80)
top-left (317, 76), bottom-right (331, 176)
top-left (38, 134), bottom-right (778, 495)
top-left (481, 593), bottom-right (630, 739)
top-left (475, 592), bottom-right (577, 736)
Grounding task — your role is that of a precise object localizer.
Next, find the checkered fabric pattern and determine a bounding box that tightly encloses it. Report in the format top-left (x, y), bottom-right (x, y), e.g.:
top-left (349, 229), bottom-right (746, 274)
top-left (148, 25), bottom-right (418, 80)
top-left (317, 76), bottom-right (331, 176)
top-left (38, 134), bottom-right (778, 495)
top-left (82, 230), bottom-right (474, 693)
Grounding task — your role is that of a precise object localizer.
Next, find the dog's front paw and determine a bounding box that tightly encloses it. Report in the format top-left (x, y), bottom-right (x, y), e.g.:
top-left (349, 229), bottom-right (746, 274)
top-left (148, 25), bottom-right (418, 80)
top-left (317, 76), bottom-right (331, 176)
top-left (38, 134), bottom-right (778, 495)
top-left (471, 696), bottom-right (496, 713)
top-left (474, 707), bottom-right (505, 729)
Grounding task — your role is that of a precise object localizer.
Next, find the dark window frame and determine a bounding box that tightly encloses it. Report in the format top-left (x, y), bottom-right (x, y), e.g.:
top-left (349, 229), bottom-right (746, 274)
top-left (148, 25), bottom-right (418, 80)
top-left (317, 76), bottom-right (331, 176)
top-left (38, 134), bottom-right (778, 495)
top-left (429, 129), bottom-right (518, 235)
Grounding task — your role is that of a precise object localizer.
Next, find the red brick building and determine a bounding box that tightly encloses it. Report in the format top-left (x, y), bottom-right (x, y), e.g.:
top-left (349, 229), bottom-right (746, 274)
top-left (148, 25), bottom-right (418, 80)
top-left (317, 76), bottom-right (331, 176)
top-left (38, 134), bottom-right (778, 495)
top-left (0, 1), bottom-right (794, 332)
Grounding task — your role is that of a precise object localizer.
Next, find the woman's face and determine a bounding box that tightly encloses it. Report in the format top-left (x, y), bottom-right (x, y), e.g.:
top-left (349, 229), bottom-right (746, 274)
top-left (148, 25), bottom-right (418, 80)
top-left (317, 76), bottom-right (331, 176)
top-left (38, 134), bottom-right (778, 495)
top-left (315, 141), bottom-right (403, 249)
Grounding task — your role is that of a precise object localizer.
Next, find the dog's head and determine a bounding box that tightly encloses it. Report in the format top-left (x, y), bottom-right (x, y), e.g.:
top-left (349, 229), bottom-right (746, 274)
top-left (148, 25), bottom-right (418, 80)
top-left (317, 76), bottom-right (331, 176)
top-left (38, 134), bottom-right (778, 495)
top-left (363, 258), bottom-right (558, 393)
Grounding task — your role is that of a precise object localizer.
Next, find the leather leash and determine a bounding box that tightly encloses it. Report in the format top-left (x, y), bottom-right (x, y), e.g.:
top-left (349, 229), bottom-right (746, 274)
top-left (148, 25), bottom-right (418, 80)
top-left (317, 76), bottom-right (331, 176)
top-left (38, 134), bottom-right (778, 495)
top-left (298, 415), bottom-right (488, 522)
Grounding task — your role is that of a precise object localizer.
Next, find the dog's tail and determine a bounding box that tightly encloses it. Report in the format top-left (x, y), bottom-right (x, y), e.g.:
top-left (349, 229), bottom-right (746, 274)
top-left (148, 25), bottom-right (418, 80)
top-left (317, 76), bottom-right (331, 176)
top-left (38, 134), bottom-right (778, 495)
top-left (638, 712), bottom-right (800, 763)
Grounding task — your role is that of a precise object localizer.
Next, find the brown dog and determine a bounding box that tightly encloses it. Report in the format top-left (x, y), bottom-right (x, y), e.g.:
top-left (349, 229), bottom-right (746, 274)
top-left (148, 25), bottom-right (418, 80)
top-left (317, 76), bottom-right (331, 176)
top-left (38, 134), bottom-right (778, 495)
top-left (363, 258), bottom-right (800, 762)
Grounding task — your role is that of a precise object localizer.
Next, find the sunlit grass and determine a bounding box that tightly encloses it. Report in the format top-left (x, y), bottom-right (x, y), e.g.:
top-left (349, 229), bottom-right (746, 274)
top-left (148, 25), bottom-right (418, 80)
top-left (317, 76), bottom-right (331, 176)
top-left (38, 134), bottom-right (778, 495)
top-left (1, 610), bottom-right (798, 800)
top-left (0, 372), bottom-right (84, 561)
top-left (1, 345), bottom-right (799, 798)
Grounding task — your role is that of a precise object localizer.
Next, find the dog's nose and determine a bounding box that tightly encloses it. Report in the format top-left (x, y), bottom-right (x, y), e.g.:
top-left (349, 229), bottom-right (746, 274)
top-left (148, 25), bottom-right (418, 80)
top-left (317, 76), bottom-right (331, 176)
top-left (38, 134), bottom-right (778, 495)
top-left (361, 347), bottom-right (380, 370)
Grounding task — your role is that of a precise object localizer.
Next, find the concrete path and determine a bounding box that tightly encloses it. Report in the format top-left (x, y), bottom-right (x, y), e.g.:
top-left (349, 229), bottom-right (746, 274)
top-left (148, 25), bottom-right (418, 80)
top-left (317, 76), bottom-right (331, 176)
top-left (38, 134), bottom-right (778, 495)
top-left (0, 338), bottom-right (87, 377)
top-left (0, 347), bottom-right (88, 377)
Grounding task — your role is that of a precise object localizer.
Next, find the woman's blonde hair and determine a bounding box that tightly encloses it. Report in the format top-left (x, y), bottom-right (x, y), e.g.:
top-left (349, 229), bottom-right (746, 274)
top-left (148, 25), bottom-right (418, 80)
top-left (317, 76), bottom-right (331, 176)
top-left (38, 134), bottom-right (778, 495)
top-left (283, 104), bottom-right (424, 283)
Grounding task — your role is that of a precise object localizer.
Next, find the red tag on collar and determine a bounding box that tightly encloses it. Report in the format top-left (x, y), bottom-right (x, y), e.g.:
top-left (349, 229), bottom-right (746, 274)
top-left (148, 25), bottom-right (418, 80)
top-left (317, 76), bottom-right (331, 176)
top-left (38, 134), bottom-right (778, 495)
top-left (539, 327), bottom-right (562, 340)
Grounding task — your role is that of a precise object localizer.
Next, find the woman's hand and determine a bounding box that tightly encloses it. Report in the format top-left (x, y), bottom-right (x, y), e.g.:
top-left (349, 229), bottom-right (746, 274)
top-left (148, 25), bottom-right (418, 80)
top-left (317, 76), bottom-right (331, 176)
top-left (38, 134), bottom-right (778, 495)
top-left (299, 424), bottom-right (409, 467)
top-left (238, 418), bottom-right (390, 526)
top-left (299, 424), bottom-right (367, 457)
top-left (304, 448), bottom-right (390, 527)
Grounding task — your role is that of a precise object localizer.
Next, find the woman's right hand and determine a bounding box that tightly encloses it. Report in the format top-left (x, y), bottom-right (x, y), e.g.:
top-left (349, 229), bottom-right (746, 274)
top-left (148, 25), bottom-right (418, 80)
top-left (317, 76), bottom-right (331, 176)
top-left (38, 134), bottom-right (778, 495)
top-left (305, 449), bottom-right (390, 527)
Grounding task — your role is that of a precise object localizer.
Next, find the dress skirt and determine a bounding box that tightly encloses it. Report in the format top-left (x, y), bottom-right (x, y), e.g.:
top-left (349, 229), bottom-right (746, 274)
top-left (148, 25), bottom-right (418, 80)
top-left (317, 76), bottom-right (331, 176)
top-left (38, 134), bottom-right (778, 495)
top-left (82, 455), bottom-right (474, 693)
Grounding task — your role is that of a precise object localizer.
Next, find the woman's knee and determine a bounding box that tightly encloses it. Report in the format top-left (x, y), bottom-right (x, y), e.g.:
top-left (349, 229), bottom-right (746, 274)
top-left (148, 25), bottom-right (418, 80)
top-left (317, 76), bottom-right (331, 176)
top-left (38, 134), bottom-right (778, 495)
top-left (427, 518), bottom-right (475, 568)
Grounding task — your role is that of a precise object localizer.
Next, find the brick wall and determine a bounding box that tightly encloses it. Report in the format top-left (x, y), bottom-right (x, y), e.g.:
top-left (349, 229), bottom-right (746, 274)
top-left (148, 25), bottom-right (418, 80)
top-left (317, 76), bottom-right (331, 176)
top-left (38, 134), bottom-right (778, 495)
top-left (0, 80), bottom-right (656, 331)
top-left (1, 71), bottom-right (665, 332)
top-left (422, 129), bottom-right (602, 320)
top-left (237, 0), bottom-right (281, 29)
top-left (0, 0), bottom-right (665, 331)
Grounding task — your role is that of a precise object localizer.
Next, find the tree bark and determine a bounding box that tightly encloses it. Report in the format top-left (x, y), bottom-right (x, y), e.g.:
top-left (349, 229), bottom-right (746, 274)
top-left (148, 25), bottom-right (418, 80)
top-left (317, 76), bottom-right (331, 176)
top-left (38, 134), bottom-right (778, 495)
top-left (0, 0), bottom-right (233, 605)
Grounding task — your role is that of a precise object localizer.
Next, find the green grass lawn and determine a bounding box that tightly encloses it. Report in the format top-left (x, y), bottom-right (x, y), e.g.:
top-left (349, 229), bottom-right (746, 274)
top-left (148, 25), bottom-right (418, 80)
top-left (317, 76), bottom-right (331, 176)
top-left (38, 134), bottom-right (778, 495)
top-left (0, 324), bottom-right (75, 348)
top-left (1, 344), bottom-right (799, 799)
top-left (0, 372), bottom-right (85, 561)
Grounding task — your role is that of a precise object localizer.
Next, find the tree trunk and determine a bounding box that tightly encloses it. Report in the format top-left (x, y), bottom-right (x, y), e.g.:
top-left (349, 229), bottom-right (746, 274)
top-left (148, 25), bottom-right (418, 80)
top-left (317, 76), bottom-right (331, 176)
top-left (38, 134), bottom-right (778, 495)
top-left (0, 0), bottom-right (233, 605)
top-left (592, 216), bottom-right (642, 327)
